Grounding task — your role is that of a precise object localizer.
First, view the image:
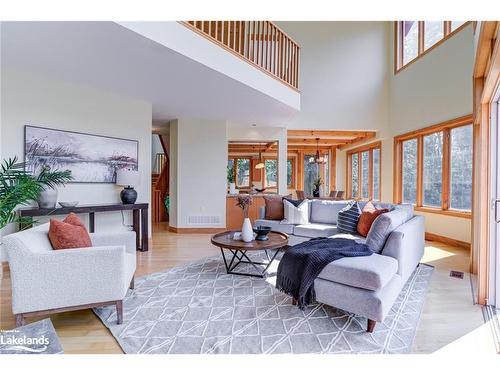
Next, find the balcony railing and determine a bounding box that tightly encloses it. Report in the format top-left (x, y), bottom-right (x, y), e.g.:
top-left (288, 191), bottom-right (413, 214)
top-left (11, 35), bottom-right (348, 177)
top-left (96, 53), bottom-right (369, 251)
top-left (183, 21), bottom-right (300, 90)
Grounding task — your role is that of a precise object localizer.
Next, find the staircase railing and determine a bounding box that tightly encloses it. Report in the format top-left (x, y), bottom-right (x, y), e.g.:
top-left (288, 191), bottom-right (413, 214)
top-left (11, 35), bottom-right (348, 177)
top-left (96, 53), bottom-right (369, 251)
top-left (182, 21), bottom-right (300, 90)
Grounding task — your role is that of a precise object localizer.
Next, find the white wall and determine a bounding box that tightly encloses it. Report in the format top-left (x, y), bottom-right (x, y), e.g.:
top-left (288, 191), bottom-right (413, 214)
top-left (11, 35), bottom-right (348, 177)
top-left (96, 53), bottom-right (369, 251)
top-left (169, 118), bottom-right (227, 229)
top-left (0, 66), bottom-right (152, 259)
top-left (227, 124), bottom-right (288, 195)
top-left (276, 21), bottom-right (390, 131)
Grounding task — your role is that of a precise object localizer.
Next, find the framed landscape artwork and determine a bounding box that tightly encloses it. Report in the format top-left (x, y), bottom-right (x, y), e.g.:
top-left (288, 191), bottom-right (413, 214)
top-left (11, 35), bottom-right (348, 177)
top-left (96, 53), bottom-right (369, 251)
top-left (25, 125), bottom-right (139, 183)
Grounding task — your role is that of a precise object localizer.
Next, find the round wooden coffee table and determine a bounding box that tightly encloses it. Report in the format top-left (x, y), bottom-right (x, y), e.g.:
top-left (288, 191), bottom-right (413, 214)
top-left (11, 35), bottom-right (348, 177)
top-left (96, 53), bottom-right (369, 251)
top-left (211, 231), bottom-right (289, 278)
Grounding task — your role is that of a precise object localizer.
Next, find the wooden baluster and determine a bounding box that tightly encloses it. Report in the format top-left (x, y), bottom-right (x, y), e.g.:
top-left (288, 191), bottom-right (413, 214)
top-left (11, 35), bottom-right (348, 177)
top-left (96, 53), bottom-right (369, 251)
top-left (245, 21), bottom-right (250, 59)
top-left (266, 22), bottom-right (271, 72)
top-left (233, 21), bottom-right (237, 52)
top-left (280, 32), bottom-right (284, 79)
top-left (254, 21), bottom-right (260, 65)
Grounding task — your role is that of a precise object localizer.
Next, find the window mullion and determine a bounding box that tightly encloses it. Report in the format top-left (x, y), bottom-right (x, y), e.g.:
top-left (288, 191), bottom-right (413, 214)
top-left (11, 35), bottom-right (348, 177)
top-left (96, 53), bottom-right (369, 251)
top-left (358, 152), bottom-right (362, 199)
top-left (416, 136), bottom-right (423, 206)
top-left (442, 129), bottom-right (451, 210)
top-left (369, 149), bottom-right (374, 200)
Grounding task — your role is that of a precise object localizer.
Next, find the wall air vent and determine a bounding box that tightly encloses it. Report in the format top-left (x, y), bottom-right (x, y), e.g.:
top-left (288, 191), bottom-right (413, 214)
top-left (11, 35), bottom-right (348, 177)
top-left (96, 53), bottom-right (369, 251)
top-left (187, 215), bottom-right (221, 226)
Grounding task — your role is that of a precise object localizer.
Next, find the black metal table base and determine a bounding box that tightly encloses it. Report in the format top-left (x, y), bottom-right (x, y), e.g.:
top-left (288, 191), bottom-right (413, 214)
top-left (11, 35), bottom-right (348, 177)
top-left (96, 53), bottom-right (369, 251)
top-left (219, 247), bottom-right (282, 278)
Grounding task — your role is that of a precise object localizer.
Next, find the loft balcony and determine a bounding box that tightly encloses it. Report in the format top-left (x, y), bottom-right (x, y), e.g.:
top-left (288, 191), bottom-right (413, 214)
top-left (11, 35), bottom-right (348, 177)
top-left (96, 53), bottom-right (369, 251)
top-left (183, 21), bottom-right (300, 91)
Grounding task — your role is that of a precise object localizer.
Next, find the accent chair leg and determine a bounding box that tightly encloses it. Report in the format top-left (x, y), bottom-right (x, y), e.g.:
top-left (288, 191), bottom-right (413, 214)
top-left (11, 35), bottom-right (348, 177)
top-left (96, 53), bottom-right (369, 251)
top-left (116, 300), bottom-right (123, 325)
top-left (367, 319), bottom-right (376, 333)
top-left (15, 314), bottom-right (25, 327)
top-left (129, 276), bottom-right (135, 290)
top-left (292, 298), bottom-right (298, 306)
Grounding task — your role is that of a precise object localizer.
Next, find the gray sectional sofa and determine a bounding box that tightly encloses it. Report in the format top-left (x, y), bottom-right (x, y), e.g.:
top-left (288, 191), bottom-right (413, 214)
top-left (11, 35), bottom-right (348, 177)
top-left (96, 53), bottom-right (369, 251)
top-left (255, 199), bottom-right (425, 332)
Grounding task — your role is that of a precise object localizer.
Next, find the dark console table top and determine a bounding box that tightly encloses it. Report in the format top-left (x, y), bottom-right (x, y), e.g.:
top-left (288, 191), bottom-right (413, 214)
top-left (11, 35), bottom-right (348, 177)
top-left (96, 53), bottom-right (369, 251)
top-left (19, 203), bottom-right (148, 216)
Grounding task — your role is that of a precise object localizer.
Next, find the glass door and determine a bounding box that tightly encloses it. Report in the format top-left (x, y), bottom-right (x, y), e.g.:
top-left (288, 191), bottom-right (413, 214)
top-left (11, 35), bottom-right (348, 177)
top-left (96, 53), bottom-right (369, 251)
top-left (491, 95), bottom-right (500, 308)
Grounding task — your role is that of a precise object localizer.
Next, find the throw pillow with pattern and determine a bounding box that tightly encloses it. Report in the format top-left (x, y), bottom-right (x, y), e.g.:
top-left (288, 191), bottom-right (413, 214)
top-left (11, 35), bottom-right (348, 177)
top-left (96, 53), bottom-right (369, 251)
top-left (280, 198), bottom-right (309, 225)
top-left (337, 201), bottom-right (361, 234)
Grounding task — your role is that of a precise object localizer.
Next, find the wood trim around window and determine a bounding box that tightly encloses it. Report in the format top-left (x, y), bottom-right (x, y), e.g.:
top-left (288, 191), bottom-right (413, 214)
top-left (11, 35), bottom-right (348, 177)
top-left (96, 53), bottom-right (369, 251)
top-left (346, 141), bottom-right (382, 201)
top-left (393, 114), bottom-right (474, 218)
top-left (394, 21), bottom-right (471, 74)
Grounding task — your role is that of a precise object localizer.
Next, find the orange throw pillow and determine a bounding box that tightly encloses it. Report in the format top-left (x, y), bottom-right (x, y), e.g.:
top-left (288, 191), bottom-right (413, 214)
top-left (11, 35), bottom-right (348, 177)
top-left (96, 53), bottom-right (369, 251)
top-left (48, 213), bottom-right (92, 250)
top-left (63, 212), bottom-right (86, 228)
top-left (357, 202), bottom-right (389, 237)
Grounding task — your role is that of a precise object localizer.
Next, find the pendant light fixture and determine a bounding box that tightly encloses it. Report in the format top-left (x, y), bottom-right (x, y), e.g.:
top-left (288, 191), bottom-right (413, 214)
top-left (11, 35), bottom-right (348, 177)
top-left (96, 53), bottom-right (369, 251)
top-left (311, 138), bottom-right (326, 165)
top-left (255, 144), bottom-right (265, 169)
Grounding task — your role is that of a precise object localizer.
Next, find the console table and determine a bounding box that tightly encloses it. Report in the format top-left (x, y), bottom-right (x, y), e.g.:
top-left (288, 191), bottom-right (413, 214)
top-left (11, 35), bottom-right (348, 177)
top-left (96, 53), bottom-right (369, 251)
top-left (18, 203), bottom-right (149, 252)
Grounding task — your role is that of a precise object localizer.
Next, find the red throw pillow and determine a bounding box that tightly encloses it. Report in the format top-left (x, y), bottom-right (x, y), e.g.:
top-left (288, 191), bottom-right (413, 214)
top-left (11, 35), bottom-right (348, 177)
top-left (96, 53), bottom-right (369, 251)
top-left (48, 213), bottom-right (92, 250)
top-left (357, 202), bottom-right (389, 237)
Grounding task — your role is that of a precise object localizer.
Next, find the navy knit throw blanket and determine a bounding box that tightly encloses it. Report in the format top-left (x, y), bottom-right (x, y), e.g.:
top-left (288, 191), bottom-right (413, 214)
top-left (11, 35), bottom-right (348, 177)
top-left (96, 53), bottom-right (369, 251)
top-left (276, 238), bottom-right (373, 309)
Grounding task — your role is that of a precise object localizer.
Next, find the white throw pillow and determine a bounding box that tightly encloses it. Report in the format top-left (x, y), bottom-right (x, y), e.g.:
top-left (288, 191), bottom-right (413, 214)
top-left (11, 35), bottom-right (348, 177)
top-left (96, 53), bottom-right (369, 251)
top-left (280, 199), bottom-right (309, 225)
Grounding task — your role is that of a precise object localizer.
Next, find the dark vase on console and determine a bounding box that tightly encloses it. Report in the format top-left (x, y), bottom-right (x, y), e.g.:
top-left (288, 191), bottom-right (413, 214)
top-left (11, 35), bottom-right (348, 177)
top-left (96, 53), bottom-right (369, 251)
top-left (312, 188), bottom-right (320, 197)
top-left (120, 187), bottom-right (138, 204)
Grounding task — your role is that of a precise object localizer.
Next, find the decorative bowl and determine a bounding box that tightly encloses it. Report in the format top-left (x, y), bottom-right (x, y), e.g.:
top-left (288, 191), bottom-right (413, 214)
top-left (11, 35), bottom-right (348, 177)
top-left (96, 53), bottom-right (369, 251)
top-left (59, 201), bottom-right (79, 208)
top-left (255, 188), bottom-right (266, 193)
top-left (253, 225), bottom-right (271, 241)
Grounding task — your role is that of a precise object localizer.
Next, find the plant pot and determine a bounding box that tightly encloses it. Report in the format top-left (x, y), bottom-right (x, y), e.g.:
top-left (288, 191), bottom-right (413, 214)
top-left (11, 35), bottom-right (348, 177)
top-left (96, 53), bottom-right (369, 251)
top-left (229, 182), bottom-right (236, 195)
top-left (37, 188), bottom-right (58, 209)
top-left (241, 218), bottom-right (253, 242)
top-left (312, 187), bottom-right (320, 198)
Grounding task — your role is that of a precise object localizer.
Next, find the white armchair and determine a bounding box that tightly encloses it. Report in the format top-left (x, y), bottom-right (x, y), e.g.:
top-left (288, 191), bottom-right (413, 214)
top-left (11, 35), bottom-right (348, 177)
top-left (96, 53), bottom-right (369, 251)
top-left (3, 223), bottom-right (136, 327)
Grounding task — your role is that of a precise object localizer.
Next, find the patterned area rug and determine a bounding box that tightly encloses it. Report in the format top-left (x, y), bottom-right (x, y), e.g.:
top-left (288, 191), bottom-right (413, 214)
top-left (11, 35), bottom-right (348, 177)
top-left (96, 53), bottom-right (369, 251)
top-left (0, 319), bottom-right (63, 354)
top-left (94, 252), bottom-right (433, 354)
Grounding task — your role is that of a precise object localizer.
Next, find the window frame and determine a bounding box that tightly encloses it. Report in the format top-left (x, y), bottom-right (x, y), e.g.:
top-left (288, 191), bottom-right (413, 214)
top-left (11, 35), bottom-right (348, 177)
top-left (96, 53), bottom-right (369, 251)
top-left (394, 21), bottom-right (470, 74)
top-left (346, 141), bottom-right (382, 201)
top-left (393, 114), bottom-right (474, 218)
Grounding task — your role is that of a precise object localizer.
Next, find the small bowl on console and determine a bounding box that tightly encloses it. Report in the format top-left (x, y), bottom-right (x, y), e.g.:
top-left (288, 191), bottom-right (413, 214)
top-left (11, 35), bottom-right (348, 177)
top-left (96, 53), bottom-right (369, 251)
top-left (253, 225), bottom-right (271, 241)
top-left (59, 201), bottom-right (79, 208)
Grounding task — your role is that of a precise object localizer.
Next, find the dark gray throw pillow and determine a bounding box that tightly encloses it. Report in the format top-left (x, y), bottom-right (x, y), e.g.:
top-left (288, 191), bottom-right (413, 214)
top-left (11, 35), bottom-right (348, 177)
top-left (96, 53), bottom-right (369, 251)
top-left (337, 201), bottom-right (361, 234)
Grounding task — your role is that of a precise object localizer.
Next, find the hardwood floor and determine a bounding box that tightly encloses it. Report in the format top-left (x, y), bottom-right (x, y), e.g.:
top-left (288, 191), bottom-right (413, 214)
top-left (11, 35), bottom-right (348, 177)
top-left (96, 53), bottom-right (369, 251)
top-left (0, 223), bottom-right (485, 354)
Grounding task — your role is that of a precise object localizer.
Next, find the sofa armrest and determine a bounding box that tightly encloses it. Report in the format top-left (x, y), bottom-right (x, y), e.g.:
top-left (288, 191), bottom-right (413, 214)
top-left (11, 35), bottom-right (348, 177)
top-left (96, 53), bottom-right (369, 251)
top-left (7, 242), bottom-right (131, 314)
top-left (381, 215), bottom-right (425, 283)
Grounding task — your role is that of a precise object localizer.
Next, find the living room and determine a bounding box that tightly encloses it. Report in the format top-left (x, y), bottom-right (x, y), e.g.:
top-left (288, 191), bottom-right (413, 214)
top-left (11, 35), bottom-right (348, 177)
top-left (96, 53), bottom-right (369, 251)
top-left (1, 0), bottom-right (500, 372)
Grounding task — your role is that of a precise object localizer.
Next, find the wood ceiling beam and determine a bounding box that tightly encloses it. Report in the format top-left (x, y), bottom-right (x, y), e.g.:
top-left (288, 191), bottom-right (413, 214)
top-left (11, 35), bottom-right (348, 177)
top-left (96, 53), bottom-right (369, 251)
top-left (287, 138), bottom-right (349, 145)
top-left (287, 130), bottom-right (377, 138)
top-left (338, 134), bottom-right (378, 150)
top-left (264, 141), bottom-right (277, 151)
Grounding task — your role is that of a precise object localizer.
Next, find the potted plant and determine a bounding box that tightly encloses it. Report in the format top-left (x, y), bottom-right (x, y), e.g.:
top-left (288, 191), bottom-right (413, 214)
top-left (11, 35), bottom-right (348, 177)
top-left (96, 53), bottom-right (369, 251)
top-left (0, 157), bottom-right (72, 230)
top-left (227, 164), bottom-right (236, 195)
top-left (312, 177), bottom-right (322, 198)
top-left (236, 194), bottom-right (253, 242)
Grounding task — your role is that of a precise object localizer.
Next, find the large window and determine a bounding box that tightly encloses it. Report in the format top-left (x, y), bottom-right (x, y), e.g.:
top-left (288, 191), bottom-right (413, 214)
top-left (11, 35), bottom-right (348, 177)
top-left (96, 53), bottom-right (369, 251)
top-left (347, 142), bottom-right (381, 201)
top-left (394, 115), bottom-right (473, 217)
top-left (395, 21), bottom-right (469, 72)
